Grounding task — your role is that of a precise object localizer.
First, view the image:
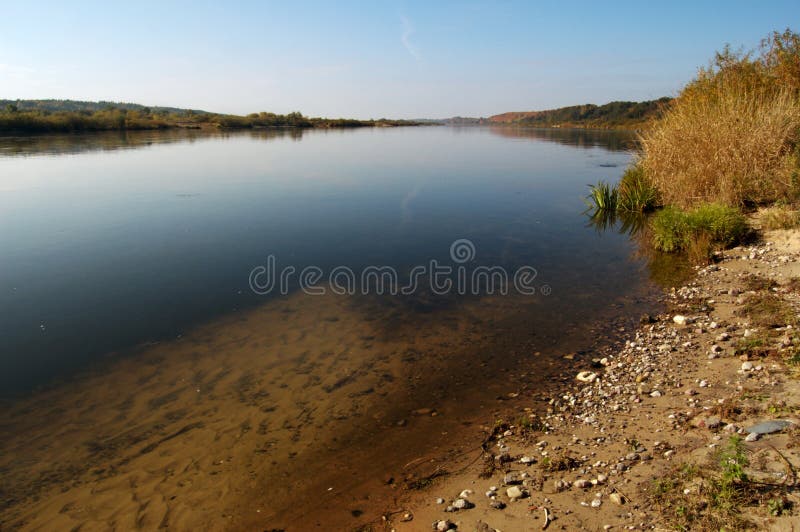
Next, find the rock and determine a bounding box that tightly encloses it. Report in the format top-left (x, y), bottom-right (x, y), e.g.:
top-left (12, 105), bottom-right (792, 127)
top-left (554, 479), bottom-right (570, 492)
top-left (591, 498), bottom-right (602, 508)
top-left (503, 472), bottom-right (521, 485)
top-left (519, 456), bottom-right (535, 464)
top-left (710, 344), bottom-right (723, 353)
top-left (452, 498), bottom-right (473, 510)
top-left (489, 500), bottom-right (506, 510)
top-left (745, 432), bottom-right (760, 442)
top-left (458, 489), bottom-right (473, 499)
top-left (576, 371), bottom-right (598, 383)
top-left (746, 420), bottom-right (794, 435)
top-left (401, 512), bottom-right (413, 522)
top-left (650, 390), bottom-right (662, 398)
top-left (506, 486), bottom-right (526, 501)
top-left (699, 380), bottom-right (709, 387)
top-left (692, 415), bottom-right (722, 429)
top-left (610, 493), bottom-right (625, 505)
top-left (434, 520), bottom-right (455, 531)
top-left (436, 497), bottom-right (445, 504)
top-left (413, 408), bottom-right (435, 416)
top-left (574, 479), bottom-right (590, 489)
top-left (596, 474), bottom-right (607, 484)
top-left (673, 315), bottom-right (689, 325)
top-left (741, 361), bottom-right (754, 371)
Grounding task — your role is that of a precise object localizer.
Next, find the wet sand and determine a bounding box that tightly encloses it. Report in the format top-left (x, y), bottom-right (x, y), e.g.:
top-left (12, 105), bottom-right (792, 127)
top-left (0, 283), bottom-right (660, 531)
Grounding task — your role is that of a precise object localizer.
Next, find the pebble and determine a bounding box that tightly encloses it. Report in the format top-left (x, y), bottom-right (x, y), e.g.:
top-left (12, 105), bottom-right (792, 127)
top-left (434, 520), bottom-right (454, 531)
top-left (591, 498), bottom-right (602, 508)
top-left (610, 493), bottom-right (625, 505)
top-left (451, 498), bottom-right (472, 510)
top-left (741, 361), bottom-right (754, 371)
top-left (506, 486), bottom-right (525, 501)
top-left (673, 315), bottom-right (690, 325)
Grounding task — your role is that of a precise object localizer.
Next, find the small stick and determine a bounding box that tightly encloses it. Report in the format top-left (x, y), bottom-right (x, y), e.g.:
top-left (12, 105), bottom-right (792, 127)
top-left (542, 507), bottom-right (550, 530)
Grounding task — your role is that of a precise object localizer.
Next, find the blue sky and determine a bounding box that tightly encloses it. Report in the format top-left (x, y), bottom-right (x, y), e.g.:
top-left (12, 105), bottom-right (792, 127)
top-left (1, 1), bottom-right (798, 118)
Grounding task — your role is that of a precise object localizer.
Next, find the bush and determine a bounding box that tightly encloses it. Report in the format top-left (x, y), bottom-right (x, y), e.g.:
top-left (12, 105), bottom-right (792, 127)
top-left (651, 203), bottom-right (748, 253)
top-left (651, 206), bottom-right (691, 252)
top-left (639, 29), bottom-right (800, 208)
top-left (686, 203), bottom-right (749, 246)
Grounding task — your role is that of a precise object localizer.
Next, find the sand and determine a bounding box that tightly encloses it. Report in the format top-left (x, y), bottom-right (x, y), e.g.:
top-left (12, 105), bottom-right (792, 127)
top-left (0, 277), bottom-right (660, 531)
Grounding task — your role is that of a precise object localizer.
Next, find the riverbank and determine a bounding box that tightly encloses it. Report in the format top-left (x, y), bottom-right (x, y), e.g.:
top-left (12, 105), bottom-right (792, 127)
top-left (391, 226), bottom-right (800, 531)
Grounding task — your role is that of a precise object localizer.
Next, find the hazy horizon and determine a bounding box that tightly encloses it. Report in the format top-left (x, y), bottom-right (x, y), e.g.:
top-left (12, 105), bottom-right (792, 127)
top-left (2, 0), bottom-right (799, 119)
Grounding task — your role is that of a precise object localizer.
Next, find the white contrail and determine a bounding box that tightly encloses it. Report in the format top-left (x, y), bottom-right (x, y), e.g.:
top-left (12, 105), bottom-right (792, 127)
top-left (400, 16), bottom-right (420, 60)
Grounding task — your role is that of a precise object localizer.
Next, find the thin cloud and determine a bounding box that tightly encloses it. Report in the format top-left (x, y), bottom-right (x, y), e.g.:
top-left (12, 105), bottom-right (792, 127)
top-left (400, 16), bottom-right (420, 60)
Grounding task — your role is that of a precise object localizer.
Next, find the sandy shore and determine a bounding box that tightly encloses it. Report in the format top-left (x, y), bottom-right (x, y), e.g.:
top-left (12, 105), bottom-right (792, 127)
top-left (391, 229), bottom-right (800, 531)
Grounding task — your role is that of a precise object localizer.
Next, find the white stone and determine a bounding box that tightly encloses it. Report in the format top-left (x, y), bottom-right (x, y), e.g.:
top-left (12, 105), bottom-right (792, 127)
top-left (506, 486), bottom-right (524, 501)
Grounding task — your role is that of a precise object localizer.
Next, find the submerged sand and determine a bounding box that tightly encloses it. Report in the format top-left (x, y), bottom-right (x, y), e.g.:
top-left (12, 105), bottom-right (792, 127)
top-left (0, 283), bottom-right (658, 531)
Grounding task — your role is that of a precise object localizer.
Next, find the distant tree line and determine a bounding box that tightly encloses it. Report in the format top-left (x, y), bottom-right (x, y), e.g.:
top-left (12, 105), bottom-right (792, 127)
top-left (0, 100), bottom-right (422, 133)
top-left (489, 98), bottom-right (672, 129)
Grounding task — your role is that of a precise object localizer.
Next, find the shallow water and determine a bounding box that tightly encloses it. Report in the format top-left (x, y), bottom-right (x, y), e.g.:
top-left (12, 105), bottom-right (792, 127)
top-left (0, 126), bottom-right (662, 529)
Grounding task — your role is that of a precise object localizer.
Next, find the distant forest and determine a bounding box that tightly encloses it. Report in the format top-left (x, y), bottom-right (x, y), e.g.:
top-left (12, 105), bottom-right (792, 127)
top-left (0, 99), bottom-right (419, 133)
top-left (488, 98), bottom-right (672, 129)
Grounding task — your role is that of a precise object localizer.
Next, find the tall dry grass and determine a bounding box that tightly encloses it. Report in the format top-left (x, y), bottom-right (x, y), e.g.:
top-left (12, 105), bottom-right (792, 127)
top-left (639, 29), bottom-right (800, 208)
top-left (640, 80), bottom-right (800, 208)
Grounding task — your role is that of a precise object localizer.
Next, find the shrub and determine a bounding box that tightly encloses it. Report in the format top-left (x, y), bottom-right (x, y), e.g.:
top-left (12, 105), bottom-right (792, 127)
top-left (685, 203), bottom-right (749, 246)
top-left (651, 206), bottom-right (690, 252)
top-left (651, 203), bottom-right (748, 253)
top-left (639, 29), bottom-right (800, 208)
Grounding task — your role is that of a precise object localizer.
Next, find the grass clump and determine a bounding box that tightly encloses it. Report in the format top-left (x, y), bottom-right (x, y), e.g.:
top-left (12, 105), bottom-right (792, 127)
top-left (740, 291), bottom-right (797, 327)
top-left (585, 180), bottom-right (618, 212)
top-left (617, 163), bottom-right (659, 213)
top-left (640, 29), bottom-right (800, 208)
top-left (648, 436), bottom-right (790, 530)
top-left (651, 203), bottom-right (749, 254)
top-left (760, 205), bottom-right (800, 229)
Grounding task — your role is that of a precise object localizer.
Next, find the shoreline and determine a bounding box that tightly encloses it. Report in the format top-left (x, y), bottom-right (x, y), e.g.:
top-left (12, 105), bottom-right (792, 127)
top-left (390, 228), bottom-right (800, 531)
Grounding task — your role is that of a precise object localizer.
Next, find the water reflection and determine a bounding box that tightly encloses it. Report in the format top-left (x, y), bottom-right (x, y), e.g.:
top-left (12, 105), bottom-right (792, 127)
top-left (0, 128), bottom-right (305, 157)
top-left (488, 126), bottom-right (639, 152)
top-left (583, 207), bottom-right (692, 288)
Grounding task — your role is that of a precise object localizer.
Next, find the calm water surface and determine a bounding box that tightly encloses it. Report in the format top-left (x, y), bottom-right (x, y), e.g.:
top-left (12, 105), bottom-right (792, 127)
top-left (1, 126), bottom-right (641, 394)
top-left (0, 126), bottom-right (662, 529)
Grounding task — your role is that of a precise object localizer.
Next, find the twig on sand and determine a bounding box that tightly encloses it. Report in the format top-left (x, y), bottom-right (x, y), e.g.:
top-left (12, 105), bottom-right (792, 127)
top-left (542, 507), bottom-right (550, 530)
